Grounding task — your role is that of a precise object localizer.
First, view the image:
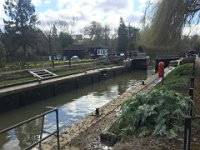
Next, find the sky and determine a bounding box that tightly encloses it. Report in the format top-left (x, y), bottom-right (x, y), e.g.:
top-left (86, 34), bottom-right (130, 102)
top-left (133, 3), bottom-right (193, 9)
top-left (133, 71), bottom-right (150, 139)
top-left (0, 0), bottom-right (155, 34)
top-left (0, 0), bottom-right (197, 35)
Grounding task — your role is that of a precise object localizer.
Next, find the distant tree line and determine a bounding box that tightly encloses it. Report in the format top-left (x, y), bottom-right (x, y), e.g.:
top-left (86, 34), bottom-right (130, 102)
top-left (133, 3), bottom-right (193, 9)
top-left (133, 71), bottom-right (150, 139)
top-left (0, 0), bottom-right (139, 67)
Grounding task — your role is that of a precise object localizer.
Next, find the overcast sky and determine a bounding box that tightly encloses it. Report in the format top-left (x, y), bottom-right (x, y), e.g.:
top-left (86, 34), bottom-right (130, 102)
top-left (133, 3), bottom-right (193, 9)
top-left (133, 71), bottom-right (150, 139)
top-left (0, 0), bottom-right (197, 35)
top-left (0, 0), bottom-right (155, 33)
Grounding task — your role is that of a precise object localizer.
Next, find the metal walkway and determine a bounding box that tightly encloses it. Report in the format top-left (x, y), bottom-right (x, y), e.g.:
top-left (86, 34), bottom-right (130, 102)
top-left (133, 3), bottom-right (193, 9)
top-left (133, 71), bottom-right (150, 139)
top-left (29, 69), bottom-right (57, 79)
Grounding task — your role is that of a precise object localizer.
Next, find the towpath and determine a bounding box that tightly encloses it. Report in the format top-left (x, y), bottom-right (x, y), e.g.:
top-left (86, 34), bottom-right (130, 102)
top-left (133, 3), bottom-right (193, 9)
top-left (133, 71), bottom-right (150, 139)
top-left (194, 58), bottom-right (200, 115)
top-left (190, 57), bottom-right (200, 150)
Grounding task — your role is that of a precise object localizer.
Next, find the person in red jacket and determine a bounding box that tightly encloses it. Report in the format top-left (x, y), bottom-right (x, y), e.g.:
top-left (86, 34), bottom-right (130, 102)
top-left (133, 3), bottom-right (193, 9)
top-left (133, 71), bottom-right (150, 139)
top-left (158, 61), bottom-right (164, 84)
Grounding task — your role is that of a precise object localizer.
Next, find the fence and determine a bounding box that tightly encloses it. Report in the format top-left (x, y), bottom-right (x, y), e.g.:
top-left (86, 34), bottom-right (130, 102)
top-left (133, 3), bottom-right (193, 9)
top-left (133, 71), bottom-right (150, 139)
top-left (183, 61), bottom-right (195, 150)
top-left (6, 56), bottom-right (49, 63)
top-left (0, 107), bottom-right (60, 150)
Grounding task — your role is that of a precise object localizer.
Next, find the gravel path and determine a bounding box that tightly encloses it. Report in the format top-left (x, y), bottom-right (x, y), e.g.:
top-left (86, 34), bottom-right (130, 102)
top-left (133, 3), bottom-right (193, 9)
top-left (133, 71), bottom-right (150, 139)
top-left (194, 58), bottom-right (200, 115)
top-left (190, 58), bottom-right (200, 150)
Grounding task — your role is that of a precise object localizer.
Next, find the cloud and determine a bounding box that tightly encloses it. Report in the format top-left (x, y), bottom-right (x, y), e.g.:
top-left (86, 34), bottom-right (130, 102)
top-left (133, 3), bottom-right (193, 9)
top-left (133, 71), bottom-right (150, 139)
top-left (37, 0), bottom-right (138, 33)
top-left (126, 13), bottom-right (144, 24)
top-left (0, 0), bottom-right (147, 33)
top-left (32, 0), bottom-right (42, 6)
top-left (44, 0), bottom-right (51, 5)
top-left (96, 0), bottom-right (129, 12)
top-left (183, 24), bottom-right (200, 36)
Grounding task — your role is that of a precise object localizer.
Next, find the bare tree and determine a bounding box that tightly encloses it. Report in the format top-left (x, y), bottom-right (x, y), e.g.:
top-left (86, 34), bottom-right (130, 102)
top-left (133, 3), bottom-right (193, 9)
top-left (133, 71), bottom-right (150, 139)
top-left (140, 0), bottom-right (200, 50)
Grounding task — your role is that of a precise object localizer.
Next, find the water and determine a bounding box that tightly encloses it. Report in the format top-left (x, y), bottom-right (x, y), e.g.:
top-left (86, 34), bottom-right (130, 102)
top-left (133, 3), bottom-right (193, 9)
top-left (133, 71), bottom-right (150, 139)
top-left (0, 70), bottom-right (148, 149)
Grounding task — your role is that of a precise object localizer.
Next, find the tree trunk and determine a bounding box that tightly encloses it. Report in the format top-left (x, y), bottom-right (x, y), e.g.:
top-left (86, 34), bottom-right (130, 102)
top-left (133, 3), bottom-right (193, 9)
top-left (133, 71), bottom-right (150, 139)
top-left (23, 44), bottom-right (27, 65)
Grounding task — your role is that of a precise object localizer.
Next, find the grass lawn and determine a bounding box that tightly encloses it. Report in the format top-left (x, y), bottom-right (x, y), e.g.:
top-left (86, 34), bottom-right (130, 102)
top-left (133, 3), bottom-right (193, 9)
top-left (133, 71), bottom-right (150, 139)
top-left (0, 77), bottom-right (37, 87)
top-left (155, 63), bottom-right (193, 94)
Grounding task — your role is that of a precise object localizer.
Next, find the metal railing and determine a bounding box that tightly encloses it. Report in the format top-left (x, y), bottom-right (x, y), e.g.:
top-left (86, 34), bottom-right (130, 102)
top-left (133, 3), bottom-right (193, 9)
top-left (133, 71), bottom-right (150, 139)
top-left (0, 107), bottom-right (60, 150)
top-left (183, 61), bottom-right (196, 150)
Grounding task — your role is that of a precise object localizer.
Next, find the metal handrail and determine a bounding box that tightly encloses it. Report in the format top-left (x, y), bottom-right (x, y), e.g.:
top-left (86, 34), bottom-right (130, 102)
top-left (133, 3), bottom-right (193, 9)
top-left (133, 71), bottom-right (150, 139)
top-left (0, 107), bottom-right (60, 150)
top-left (184, 60), bottom-right (196, 150)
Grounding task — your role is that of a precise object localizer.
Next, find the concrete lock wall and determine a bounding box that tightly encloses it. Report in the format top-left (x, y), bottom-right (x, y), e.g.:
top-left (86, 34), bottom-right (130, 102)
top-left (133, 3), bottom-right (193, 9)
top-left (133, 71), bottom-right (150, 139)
top-left (0, 66), bottom-right (131, 113)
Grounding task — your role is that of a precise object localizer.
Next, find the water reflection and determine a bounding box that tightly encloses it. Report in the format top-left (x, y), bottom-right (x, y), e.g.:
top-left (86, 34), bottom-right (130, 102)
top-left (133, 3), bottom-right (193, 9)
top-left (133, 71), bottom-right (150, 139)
top-left (0, 70), bottom-right (147, 149)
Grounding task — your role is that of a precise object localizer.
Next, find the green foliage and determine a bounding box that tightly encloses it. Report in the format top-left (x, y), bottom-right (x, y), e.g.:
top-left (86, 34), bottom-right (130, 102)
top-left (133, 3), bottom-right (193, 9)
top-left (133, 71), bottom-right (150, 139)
top-left (59, 32), bottom-right (73, 49)
top-left (127, 41), bottom-right (136, 50)
top-left (84, 21), bottom-right (110, 46)
top-left (109, 89), bottom-right (192, 139)
top-left (3, 0), bottom-right (37, 60)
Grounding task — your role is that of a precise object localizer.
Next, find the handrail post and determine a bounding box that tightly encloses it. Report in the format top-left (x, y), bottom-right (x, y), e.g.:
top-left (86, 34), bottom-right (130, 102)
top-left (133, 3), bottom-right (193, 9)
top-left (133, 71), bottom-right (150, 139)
top-left (39, 106), bottom-right (52, 149)
top-left (192, 61), bottom-right (195, 76)
top-left (189, 88), bottom-right (194, 100)
top-left (188, 88), bottom-right (194, 116)
top-left (190, 77), bottom-right (195, 89)
top-left (184, 117), bottom-right (191, 150)
top-left (56, 109), bottom-right (60, 150)
top-left (39, 111), bottom-right (45, 149)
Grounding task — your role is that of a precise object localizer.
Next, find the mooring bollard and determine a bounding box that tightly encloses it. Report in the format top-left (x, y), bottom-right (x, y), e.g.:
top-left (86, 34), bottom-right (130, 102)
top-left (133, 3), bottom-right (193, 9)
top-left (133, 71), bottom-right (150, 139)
top-left (184, 117), bottom-right (191, 150)
top-left (38, 79), bottom-right (41, 84)
top-left (95, 108), bottom-right (100, 117)
top-left (141, 80), bottom-right (145, 85)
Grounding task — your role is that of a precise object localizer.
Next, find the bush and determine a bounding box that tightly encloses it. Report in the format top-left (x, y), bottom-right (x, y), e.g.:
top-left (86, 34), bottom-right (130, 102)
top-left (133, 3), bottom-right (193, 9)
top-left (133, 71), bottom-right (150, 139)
top-left (108, 56), bottom-right (124, 65)
top-left (96, 57), bottom-right (110, 65)
top-left (109, 88), bottom-right (192, 139)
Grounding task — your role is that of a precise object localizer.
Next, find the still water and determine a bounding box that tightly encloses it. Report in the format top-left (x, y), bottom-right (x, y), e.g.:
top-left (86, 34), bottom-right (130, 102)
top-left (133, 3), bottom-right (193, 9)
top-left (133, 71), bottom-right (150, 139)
top-left (0, 70), bottom-right (148, 149)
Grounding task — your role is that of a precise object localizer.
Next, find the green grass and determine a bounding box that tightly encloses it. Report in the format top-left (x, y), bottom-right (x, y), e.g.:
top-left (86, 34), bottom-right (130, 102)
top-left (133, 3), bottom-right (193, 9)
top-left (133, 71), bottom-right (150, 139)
top-left (0, 77), bottom-right (37, 87)
top-left (156, 63), bottom-right (193, 94)
top-left (52, 66), bottom-right (85, 76)
top-left (2, 59), bottom-right (94, 71)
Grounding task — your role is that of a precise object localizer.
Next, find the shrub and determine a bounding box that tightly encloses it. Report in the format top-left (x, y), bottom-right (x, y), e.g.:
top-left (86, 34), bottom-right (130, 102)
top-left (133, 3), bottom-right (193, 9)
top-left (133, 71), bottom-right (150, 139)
top-left (108, 56), bottom-right (124, 65)
top-left (109, 88), bottom-right (192, 139)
